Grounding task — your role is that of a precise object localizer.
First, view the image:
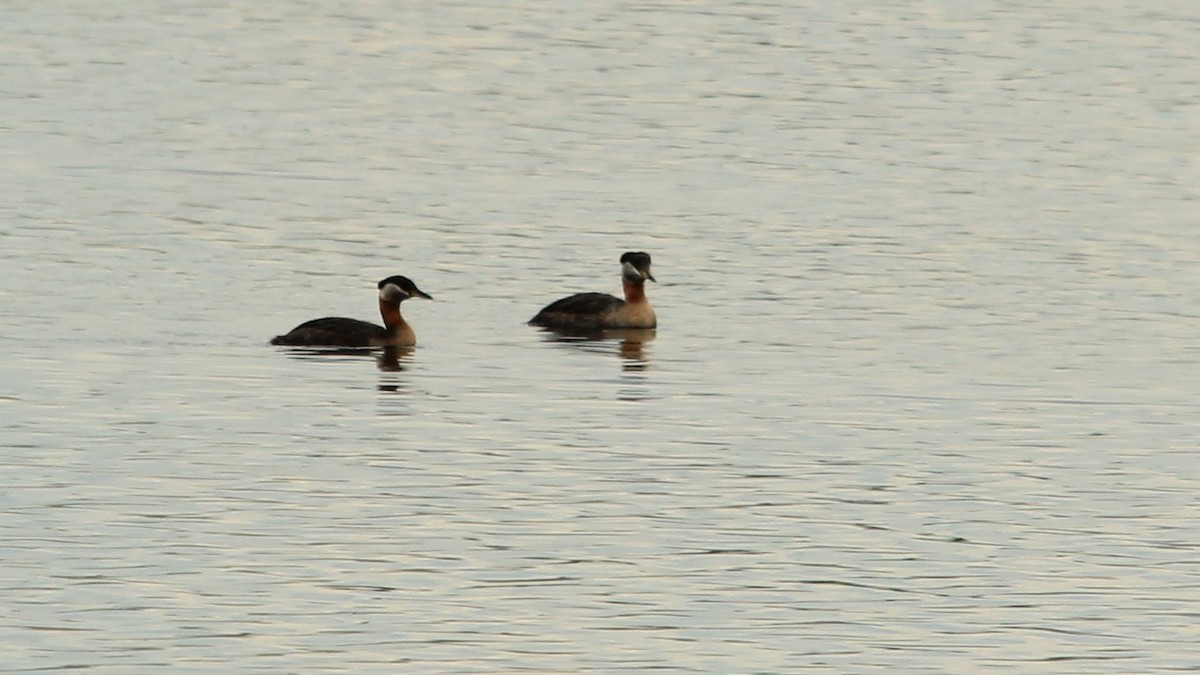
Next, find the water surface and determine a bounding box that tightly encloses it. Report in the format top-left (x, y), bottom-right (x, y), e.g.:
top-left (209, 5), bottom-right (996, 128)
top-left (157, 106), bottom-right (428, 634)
top-left (3, 1), bottom-right (1199, 672)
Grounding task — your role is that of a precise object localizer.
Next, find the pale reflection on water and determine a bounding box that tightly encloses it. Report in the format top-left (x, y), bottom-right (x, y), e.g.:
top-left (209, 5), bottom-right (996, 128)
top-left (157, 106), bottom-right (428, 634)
top-left (4, 0), bottom-right (1200, 672)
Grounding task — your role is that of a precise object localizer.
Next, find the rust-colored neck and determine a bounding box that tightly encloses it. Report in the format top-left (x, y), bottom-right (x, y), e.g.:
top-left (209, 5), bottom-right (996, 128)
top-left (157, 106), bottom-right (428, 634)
top-left (379, 298), bottom-right (407, 334)
top-left (623, 279), bottom-right (647, 304)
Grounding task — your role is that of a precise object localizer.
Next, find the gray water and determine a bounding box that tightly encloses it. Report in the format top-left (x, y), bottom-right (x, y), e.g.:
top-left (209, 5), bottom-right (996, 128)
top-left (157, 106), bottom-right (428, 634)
top-left (3, 1), bottom-right (1200, 672)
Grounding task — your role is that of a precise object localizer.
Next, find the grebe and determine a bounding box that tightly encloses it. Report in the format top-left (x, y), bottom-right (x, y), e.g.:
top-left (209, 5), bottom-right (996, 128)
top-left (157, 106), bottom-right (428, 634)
top-left (529, 251), bottom-right (656, 330)
top-left (270, 275), bottom-right (432, 347)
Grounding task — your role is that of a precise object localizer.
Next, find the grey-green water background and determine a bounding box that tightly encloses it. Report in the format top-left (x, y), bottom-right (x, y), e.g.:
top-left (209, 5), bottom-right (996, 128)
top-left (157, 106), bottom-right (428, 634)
top-left (3, 2), bottom-right (1199, 671)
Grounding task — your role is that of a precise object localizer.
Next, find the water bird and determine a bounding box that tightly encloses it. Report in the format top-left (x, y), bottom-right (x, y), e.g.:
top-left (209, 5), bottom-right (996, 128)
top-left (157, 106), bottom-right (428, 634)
top-left (271, 275), bottom-right (432, 347)
top-left (529, 251), bottom-right (657, 331)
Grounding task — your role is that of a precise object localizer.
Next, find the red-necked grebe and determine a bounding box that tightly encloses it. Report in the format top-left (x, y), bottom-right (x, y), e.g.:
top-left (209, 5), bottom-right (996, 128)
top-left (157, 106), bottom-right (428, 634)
top-left (529, 252), bottom-right (656, 330)
top-left (271, 275), bottom-right (432, 347)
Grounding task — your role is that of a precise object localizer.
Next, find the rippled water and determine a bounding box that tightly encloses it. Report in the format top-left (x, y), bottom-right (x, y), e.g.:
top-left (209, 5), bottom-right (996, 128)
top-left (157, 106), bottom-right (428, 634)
top-left (4, 1), bottom-right (1200, 672)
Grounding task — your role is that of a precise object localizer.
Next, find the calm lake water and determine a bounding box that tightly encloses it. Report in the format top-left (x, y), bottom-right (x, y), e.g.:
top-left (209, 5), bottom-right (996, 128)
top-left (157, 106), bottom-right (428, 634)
top-left (4, 1), bottom-right (1200, 672)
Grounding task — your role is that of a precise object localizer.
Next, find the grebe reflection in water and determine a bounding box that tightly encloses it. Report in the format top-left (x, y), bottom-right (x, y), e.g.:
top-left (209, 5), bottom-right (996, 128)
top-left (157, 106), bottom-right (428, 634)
top-left (271, 275), bottom-right (432, 348)
top-left (529, 252), bottom-right (656, 331)
top-left (276, 345), bottom-right (413, 372)
top-left (538, 327), bottom-right (655, 369)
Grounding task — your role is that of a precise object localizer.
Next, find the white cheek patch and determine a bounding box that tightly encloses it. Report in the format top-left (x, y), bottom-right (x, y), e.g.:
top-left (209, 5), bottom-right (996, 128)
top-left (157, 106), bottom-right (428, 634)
top-left (379, 283), bottom-right (409, 302)
top-left (621, 261), bottom-right (642, 282)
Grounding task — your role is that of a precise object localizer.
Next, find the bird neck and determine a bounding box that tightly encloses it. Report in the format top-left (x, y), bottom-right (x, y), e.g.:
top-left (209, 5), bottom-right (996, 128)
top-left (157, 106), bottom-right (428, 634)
top-left (622, 280), bottom-right (647, 304)
top-left (379, 299), bottom-right (407, 332)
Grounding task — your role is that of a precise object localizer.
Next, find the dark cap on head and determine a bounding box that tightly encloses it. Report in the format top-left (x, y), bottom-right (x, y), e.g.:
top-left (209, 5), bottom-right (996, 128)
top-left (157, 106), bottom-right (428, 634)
top-left (377, 275), bottom-right (433, 301)
top-left (620, 251), bottom-right (651, 267)
top-left (619, 251), bottom-right (654, 282)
